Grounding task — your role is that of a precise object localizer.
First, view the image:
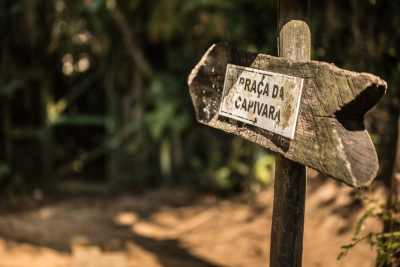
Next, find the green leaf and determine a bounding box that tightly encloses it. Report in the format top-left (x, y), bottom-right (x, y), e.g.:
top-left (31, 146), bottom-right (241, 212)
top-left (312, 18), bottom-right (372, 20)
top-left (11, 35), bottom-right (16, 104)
top-left (379, 213), bottom-right (391, 221)
top-left (254, 154), bottom-right (275, 185)
top-left (354, 192), bottom-right (366, 200)
top-left (390, 242), bottom-right (400, 250)
top-left (0, 163), bottom-right (11, 180)
top-left (355, 208), bottom-right (375, 236)
top-left (214, 167), bottom-right (232, 189)
top-left (392, 231), bottom-right (400, 237)
top-left (337, 252), bottom-right (344, 260)
top-left (341, 245), bottom-right (353, 249)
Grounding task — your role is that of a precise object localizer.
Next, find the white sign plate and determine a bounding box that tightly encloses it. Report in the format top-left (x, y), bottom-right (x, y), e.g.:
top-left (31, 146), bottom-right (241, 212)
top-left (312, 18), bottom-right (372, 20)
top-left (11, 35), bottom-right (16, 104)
top-left (219, 64), bottom-right (304, 139)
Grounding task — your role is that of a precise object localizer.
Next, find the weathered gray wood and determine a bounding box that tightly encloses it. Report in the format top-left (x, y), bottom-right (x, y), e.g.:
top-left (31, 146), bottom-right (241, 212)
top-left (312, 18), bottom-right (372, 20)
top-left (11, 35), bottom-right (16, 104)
top-left (278, 0), bottom-right (311, 61)
top-left (188, 42), bottom-right (386, 187)
top-left (270, 1), bottom-right (309, 267)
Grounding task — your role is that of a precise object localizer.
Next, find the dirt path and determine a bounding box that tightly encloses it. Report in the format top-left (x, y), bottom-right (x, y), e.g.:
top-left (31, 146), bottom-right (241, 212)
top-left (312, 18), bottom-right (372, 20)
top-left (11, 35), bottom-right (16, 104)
top-left (0, 179), bottom-right (386, 267)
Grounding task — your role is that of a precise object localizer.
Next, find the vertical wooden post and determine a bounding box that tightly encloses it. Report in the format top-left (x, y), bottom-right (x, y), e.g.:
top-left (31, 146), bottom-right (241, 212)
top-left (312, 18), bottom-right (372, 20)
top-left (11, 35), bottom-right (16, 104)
top-left (270, 1), bottom-right (310, 267)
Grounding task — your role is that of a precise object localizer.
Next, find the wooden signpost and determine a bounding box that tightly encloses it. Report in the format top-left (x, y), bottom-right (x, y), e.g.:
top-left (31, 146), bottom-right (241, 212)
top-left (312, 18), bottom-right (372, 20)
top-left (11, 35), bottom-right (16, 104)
top-left (188, 42), bottom-right (387, 186)
top-left (188, 0), bottom-right (387, 266)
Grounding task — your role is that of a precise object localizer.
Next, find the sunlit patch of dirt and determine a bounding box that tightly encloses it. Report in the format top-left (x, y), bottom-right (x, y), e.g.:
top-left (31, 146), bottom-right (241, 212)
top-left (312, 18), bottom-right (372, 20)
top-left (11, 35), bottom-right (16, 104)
top-left (0, 178), bottom-right (386, 267)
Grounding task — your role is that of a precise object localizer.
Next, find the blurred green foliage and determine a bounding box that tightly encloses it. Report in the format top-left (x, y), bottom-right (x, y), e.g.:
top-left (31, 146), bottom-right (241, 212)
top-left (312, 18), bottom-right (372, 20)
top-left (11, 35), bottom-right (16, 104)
top-left (0, 163), bottom-right (23, 207)
top-left (338, 192), bottom-right (400, 266)
top-left (0, 0), bottom-right (399, 195)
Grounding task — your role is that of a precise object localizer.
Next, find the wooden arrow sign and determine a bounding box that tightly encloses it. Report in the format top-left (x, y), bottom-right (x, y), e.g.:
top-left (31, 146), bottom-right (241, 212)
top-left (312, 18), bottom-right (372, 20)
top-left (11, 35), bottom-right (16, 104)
top-left (188, 43), bottom-right (387, 187)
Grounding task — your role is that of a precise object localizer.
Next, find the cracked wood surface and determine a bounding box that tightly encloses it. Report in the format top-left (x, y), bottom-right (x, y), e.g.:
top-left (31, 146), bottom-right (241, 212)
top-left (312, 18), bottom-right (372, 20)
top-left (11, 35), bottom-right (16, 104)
top-left (188, 43), bottom-right (387, 187)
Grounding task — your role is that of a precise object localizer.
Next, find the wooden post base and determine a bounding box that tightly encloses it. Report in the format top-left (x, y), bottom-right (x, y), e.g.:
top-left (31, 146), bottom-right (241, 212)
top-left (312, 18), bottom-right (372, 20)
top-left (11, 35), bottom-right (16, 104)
top-left (270, 154), bottom-right (306, 267)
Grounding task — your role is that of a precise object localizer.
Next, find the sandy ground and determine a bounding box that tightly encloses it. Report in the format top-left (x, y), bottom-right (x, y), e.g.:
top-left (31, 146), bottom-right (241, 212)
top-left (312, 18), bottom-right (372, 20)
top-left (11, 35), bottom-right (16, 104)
top-left (0, 178), bottom-right (386, 267)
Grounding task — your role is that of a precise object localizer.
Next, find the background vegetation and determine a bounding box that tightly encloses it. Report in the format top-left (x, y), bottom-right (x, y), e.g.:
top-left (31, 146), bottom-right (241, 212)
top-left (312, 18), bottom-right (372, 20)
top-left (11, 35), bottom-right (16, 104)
top-left (0, 0), bottom-right (399, 198)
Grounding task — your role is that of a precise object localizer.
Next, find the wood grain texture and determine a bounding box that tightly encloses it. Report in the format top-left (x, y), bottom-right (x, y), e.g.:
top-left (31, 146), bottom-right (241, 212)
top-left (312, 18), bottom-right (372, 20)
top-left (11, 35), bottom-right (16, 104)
top-left (188, 43), bottom-right (387, 187)
top-left (270, 153), bottom-right (306, 267)
top-left (270, 2), bottom-right (309, 267)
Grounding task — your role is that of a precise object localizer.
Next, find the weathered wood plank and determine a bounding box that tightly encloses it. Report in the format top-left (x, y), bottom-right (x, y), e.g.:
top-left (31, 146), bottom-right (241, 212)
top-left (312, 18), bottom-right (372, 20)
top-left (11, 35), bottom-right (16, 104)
top-left (188, 43), bottom-right (387, 187)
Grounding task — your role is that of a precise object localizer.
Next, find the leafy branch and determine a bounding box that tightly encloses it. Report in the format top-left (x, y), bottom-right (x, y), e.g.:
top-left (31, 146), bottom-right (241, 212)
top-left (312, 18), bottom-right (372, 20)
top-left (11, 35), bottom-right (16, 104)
top-left (338, 193), bottom-right (400, 267)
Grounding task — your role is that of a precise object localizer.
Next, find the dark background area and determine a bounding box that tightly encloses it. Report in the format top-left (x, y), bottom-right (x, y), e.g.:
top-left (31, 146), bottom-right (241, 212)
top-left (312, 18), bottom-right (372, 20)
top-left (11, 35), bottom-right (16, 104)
top-left (0, 0), bottom-right (399, 203)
